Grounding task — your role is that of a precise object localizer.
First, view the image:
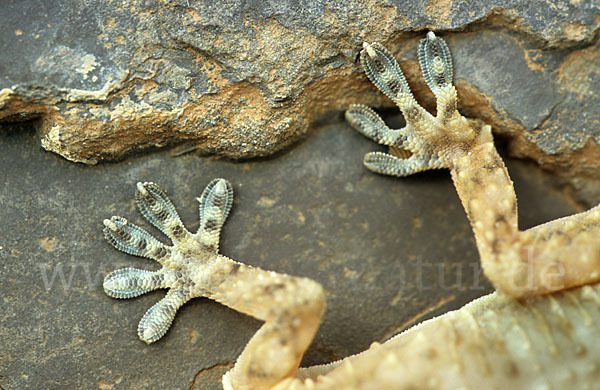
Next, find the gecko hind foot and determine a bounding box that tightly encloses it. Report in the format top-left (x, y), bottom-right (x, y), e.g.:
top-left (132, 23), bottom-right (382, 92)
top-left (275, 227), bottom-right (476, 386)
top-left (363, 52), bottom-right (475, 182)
top-left (102, 180), bottom-right (325, 387)
top-left (102, 180), bottom-right (232, 343)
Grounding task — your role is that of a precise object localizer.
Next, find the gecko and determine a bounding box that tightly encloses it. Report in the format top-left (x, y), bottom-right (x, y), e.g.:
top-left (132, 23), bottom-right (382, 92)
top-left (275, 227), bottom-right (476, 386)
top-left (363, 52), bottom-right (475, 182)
top-left (101, 179), bottom-right (600, 389)
top-left (100, 33), bottom-right (600, 388)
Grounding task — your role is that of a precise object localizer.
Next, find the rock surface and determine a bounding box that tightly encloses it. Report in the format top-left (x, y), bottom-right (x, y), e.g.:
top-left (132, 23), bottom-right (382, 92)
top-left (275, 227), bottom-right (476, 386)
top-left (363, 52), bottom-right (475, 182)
top-left (1, 0), bottom-right (599, 177)
top-left (0, 119), bottom-right (581, 389)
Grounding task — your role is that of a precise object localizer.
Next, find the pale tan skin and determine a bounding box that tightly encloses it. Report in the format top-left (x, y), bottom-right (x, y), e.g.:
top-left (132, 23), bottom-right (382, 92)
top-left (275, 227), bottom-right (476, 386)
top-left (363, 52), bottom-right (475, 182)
top-left (275, 282), bottom-right (600, 390)
top-left (101, 33), bottom-right (600, 389)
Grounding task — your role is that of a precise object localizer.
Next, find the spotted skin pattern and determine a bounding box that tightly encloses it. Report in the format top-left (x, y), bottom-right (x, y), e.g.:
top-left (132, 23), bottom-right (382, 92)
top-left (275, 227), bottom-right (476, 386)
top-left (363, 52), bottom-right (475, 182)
top-left (275, 282), bottom-right (600, 389)
top-left (347, 32), bottom-right (600, 297)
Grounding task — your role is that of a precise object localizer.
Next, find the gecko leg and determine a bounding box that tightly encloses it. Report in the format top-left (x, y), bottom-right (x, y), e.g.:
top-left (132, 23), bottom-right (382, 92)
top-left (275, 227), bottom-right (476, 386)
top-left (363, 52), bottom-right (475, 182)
top-left (102, 179), bottom-right (325, 388)
top-left (348, 32), bottom-right (600, 297)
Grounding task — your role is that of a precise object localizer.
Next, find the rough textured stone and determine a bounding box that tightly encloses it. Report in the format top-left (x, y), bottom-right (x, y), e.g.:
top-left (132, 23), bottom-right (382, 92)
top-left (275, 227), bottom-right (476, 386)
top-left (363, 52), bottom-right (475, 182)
top-left (0, 119), bottom-right (580, 389)
top-left (1, 0), bottom-right (599, 176)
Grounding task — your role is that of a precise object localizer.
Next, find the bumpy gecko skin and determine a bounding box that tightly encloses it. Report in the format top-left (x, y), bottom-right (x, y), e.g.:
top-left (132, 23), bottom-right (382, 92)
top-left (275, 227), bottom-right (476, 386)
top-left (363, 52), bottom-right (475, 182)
top-left (277, 282), bottom-right (600, 389)
top-left (346, 32), bottom-right (600, 297)
top-left (102, 180), bottom-right (325, 389)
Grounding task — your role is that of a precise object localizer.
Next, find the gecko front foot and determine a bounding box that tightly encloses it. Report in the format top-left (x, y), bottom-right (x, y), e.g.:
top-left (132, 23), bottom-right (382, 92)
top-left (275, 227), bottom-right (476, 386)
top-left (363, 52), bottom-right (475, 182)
top-left (347, 32), bottom-right (600, 297)
top-left (346, 33), bottom-right (486, 177)
top-left (102, 180), bottom-right (325, 388)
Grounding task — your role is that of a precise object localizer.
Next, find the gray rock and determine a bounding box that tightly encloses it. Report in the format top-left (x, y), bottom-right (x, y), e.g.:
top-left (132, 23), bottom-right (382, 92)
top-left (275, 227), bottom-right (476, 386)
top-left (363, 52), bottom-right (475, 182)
top-left (0, 118), bottom-right (579, 389)
top-left (1, 0), bottom-right (599, 175)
